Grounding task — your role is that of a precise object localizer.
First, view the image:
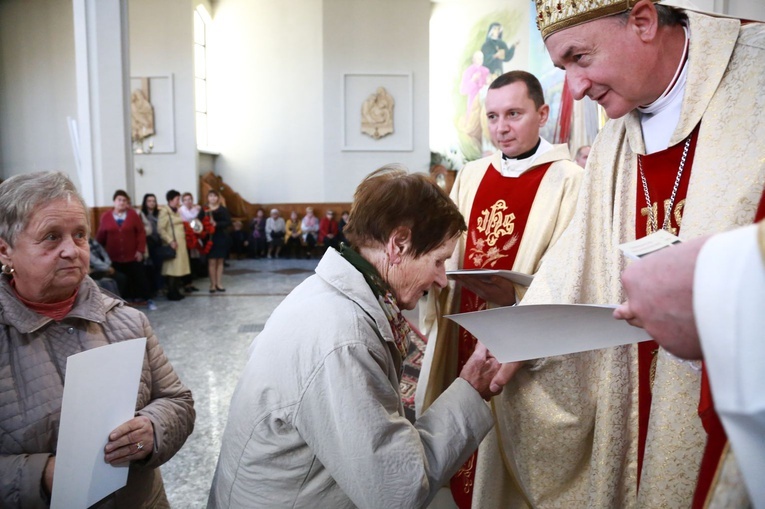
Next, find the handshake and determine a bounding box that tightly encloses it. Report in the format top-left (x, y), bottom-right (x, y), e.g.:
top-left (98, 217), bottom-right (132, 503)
top-left (459, 342), bottom-right (521, 400)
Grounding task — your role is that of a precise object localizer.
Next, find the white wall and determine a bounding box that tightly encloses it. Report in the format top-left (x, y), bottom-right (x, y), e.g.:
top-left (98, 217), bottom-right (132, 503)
top-left (726, 0), bottom-right (765, 20)
top-left (0, 0), bottom-right (77, 180)
top-left (207, 0), bottom-right (430, 204)
top-left (208, 0), bottom-right (325, 204)
top-left (322, 0), bottom-right (431, 201)
top-left (129, 0), bottom-right (198, 203)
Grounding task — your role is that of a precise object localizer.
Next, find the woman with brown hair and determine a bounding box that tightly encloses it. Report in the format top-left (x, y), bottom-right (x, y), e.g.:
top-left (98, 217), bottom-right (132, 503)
top-left (209, 165), bottom-right (508, 508)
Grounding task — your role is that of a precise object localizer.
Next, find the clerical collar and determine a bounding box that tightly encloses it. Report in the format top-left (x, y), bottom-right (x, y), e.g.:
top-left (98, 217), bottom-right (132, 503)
top-left (638, 25), bottom-right (690, 154)
top-left (502, 138), bottom-right (541, 161)
top-left (498, 138), bottom-right (552, 178)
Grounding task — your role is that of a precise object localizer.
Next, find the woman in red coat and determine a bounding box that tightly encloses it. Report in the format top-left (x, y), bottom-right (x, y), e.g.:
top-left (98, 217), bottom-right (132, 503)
top-left (96, 190), bottom-right (153, 308)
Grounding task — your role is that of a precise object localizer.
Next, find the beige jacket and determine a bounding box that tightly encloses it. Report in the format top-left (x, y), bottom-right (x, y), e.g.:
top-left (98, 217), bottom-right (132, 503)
top-left (158, 205), bottom-right (191, 277)
top-left (208, 248), bottom-right (493, 509)
top-left (0, 275), bottom-right (195, 508)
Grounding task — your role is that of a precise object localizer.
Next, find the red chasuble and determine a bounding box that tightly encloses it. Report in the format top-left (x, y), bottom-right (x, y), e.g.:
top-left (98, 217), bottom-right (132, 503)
top-left (450, 162), bottom-right (551, 509)
top-left (635, 126), bottom-right (698, 487)
top-left (635, 127), bottom-right (698, 487)
top-left (633, 125), bottom-right (732, 506)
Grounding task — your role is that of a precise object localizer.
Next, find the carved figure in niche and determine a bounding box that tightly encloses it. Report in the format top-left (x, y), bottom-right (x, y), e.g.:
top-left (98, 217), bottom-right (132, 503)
top-left (131, 78), bottom-right (155, 142)
top-left (361, 87), bottom-right (394, 140)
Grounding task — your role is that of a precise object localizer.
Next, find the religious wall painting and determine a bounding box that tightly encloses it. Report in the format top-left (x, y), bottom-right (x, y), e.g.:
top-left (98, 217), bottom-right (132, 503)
top-left (452, 10), bottom-right (523, 161)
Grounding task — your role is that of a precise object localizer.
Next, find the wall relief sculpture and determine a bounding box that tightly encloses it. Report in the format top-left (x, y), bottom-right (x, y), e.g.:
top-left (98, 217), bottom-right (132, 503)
top-left (131, 77), bottom-right (155, 143)
top-left (361, 87), bottom-right (394, 140)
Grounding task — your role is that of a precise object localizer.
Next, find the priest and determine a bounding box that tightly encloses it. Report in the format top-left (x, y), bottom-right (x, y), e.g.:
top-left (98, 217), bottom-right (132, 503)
top-left (477, 0), bottom-right (765, 507)
top-left (417, 70), bottom-right (583, 508)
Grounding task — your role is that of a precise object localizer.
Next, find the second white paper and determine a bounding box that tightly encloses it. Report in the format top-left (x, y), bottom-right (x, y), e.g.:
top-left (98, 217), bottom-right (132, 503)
top-left (51, 337), bottom-right (147, 509)
top-left (447, 304), bottom-right (651, 363)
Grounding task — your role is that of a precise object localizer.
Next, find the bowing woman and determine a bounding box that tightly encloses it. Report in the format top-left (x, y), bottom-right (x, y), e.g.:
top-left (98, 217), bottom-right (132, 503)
top-left (208, 166), bottom-right (510, 508)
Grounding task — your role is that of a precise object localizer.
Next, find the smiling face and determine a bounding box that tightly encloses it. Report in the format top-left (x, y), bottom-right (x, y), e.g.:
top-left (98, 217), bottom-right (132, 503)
top-left (207, 192), bottom-right (219, 206)
top-left (485, 81), bottom-right (549, 158)
top-left (0, 198), bottom-right (90, 303)
top-left (386, 234), bottom-right (457, 310)
top-left (545, 15), bottom-right (662, 119)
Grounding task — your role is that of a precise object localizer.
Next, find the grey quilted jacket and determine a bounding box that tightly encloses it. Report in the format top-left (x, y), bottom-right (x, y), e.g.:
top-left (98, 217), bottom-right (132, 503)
top-left (0, 275), bottom-right (195, 508)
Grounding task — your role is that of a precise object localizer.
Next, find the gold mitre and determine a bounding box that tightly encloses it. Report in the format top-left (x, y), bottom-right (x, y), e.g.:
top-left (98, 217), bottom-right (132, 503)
top-left (535, 0), bottom-right (662, 39)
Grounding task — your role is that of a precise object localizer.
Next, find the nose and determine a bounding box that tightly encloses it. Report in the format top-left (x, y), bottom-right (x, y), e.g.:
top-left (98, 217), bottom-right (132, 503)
top-left (566, 70), bottom-right (590, 101)
top-left (498, 116), bottom-right (512, 133)
top-left (434, 267), bottom-right (448, 289)
top-left (59, 235), bottom-right (79, 259)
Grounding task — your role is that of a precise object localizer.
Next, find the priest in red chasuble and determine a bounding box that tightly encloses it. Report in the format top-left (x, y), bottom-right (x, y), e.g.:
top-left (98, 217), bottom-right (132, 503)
top-left (417, 70), bottom-right (583, 509)
top-left (453, 0), bottom-right (765, 507)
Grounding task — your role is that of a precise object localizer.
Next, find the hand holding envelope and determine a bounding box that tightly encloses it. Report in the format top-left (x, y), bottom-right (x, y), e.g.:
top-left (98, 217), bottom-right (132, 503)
top-left (614, 235), bottom-right (709, 359)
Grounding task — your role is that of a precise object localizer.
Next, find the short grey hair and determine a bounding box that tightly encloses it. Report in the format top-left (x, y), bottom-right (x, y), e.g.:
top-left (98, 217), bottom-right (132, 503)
top-left (615, 4), bottom-right (687, 27)
top-left (0, 171), bottom-right (89, 246)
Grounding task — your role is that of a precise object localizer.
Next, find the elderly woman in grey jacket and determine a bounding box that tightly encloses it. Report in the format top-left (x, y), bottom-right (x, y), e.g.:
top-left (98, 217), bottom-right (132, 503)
top-left (0, 172), bottom-right (195, 508)
top-left (209, 166), bottom-right (508, 509)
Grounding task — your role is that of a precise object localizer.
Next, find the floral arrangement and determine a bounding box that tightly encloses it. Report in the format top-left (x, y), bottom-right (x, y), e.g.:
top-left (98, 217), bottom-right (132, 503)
top-left (184, 216), bottom-right (215, 255)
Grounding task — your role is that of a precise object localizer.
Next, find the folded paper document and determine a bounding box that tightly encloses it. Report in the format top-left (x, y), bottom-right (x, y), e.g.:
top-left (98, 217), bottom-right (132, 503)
top-left (447, 269), bottom-right (534, 288)
top-left (447, 304), bottom-right (651, 362)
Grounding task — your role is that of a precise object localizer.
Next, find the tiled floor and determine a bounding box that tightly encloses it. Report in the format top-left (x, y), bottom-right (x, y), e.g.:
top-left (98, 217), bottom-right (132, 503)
top-left (150, 256), bottom-right (319, 507)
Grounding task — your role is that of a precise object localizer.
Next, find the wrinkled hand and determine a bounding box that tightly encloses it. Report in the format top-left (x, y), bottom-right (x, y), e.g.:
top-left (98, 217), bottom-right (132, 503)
top-left (459, 342), bottom-right (501, 400)
top-left (104, 415), bottom-right (154, 465)
top-left (613, 236), bottom-right (709, 360)
top-left (452, 274), bottom-right (517, 307)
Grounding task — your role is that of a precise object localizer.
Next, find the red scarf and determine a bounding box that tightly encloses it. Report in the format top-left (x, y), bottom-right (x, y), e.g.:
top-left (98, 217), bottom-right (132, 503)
top-left (12, 278), bottom-right (78, 321)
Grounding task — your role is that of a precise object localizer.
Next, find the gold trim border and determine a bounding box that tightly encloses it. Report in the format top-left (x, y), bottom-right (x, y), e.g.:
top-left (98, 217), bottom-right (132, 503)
top-left (539, 0), bottom-right (660, 39)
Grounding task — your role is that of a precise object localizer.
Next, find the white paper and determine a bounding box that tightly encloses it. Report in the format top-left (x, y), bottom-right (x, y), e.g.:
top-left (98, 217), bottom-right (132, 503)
top-left (447, 269), bottom-right (534, 288)
top-left (51, 338), bottom-right (147, 509)
top-left (446, 304), bottom-right (651, 362)
top-left (618, 230), bottom-right (682, 259)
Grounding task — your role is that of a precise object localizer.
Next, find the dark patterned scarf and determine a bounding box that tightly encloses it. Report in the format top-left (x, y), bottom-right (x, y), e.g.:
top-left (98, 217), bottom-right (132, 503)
top-left (338, 244), bottom-right (411, 360)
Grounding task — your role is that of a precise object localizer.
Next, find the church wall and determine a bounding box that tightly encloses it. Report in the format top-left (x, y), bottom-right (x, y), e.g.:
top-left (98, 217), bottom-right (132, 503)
top-left (0, 0), bottom-right (78, 180)
top-left (129, 0), bottom-right (198, 204)
top-left (321, 0), bottom-right (432, 202)
top-left (206, 0), bottom-right (325, 204)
